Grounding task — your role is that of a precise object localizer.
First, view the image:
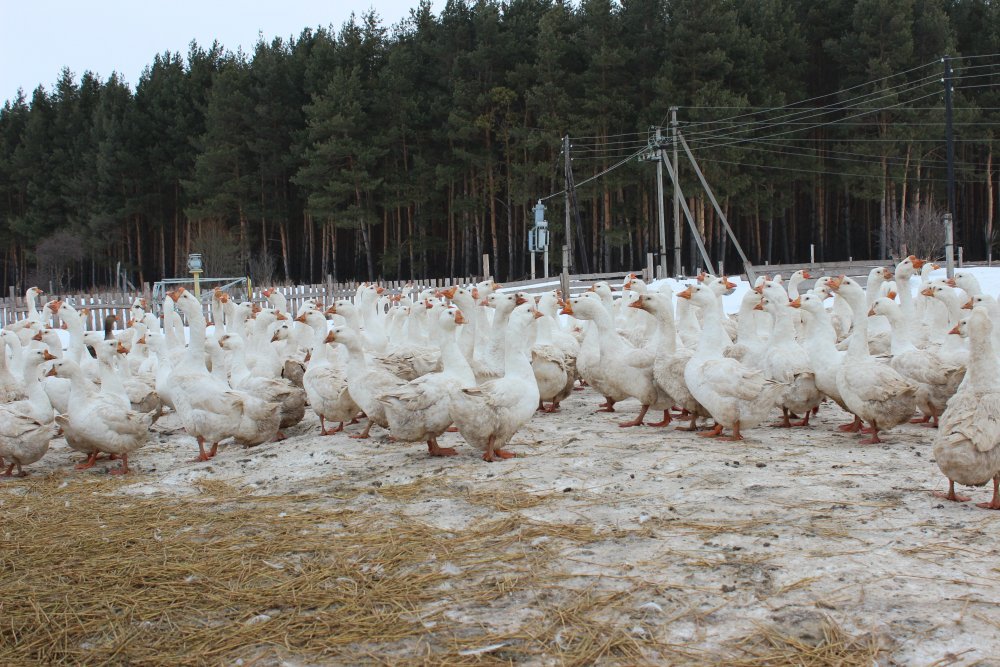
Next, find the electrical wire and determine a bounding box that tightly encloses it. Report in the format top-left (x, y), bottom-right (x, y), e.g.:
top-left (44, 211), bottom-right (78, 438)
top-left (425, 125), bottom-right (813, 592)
top-left (672, 75), bottom-right (943, 142)
top-left (695, 156), bottom-right (983, 184)
top-left (685, 90), bottom-right (946, 152)
top-left (656, 56), bottom-right (941, 128)
top-left (539, 145), bottom-right (649, 201)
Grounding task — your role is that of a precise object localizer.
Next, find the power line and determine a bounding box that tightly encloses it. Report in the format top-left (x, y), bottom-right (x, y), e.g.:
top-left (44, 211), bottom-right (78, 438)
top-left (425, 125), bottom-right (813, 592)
top-left (696, 156), bottom-right (983, 183)
top-left (673, 75), bottom-right (942, 142)
top-left (685, 90), bottom-right (946, 152)
top-left (657, 56), bottom-right (941, 128)
top-left (539, 145), bottom-right (648, 202)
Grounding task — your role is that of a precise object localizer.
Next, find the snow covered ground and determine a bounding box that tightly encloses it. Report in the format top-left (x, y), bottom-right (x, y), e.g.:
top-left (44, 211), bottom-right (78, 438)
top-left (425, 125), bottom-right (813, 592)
top-left (9, 386), bottom-right (999, 664)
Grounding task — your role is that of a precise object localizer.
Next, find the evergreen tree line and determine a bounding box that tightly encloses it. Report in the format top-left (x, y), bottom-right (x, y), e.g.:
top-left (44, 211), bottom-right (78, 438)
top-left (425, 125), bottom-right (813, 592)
top-left (0, 0), bottom-right (998, 292)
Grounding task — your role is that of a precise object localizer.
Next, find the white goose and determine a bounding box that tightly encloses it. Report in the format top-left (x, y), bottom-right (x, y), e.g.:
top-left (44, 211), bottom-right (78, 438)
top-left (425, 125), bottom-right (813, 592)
top-left (830, 276), bottom-right (917, 443)
top-left (561, 292), bottom-right (658, 427)
top-left (869, 296), bottom-right (964, 426)
top-left (50, 358), bottom-right (152, 475)
top-left (164, 288), bottom-right (281, 461)
top-left (378, 307), bottom-right (475, 456)
top-left (0, 348), bottom-right (57, 477)
top-left (331, 323), bottom-right (406, 439)
top-left (219, 333), bottom-right (307, 437)
top-left (679, 283), bottom-right (784, 440)
top-left (450, 304), bottom-right (541, 461)
top-left (758, 296), bottom-right (821, 427)
top-left (633, 291), bottom-right (708, 431)
top-left (932, 307), bottom-right (1000, 509)
top-left (296, 309), bottom-right (359, 435)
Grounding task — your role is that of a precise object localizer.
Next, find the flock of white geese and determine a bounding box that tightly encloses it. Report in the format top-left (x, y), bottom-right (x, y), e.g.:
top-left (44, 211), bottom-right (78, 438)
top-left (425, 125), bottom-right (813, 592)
top-left (0, 256), bottom-right (997, 510)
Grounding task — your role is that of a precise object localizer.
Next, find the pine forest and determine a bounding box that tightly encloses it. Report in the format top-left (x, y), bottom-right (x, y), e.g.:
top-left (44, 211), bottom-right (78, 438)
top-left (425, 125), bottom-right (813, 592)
top-left (1, 0), bottom-right (999, 291)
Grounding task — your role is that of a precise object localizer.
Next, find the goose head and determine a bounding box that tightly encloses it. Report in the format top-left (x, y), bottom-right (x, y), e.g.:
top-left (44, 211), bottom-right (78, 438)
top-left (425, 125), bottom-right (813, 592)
top-left (793, 292), bottom-right (830, 317)
top-left (894, 255), bottom-right (926, 281)
top-left (560, 293), bottom-right (605, 320)
top-left (708, 275), bottom-right (738, 295)
top-left (952, 270), bottom-right (982, 296)
top-left (868, 296), bottom-right (901, 319)
top-left (167, 287), bottom-right (202, 317)
top-left (46, 358), bottom-right (84, 380)
top-left (270, 322), bottom-right (292, 343)
top-left (437, 306), bottom-right (467, 333)
top-left (790, 269), bottom-right (813, 282)
top-left (676, 282), bottom-right (718, 309)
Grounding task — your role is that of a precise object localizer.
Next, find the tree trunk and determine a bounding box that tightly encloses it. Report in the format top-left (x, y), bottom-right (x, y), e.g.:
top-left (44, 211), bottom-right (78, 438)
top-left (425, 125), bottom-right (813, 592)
top-left (278, 222), bottom-right (290, 282)
top-left (987, 147), bottom-right (994, 263)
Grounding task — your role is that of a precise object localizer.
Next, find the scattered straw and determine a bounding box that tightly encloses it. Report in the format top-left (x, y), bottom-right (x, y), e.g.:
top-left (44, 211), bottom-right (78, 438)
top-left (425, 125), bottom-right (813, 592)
top-left (717, 618), bottom-right (888, 667)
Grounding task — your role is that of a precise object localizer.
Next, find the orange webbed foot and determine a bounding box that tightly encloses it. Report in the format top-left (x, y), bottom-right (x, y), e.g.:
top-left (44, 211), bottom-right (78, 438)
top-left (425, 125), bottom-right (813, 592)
top-left (933, 490), bottom-right (971, 503)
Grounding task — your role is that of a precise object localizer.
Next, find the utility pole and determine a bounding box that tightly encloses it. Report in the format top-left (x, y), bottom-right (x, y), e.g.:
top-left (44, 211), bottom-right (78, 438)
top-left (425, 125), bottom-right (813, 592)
top-left (563, 135), bottom-right (574, 274)
top-left (670, 107), bottom-right (681, 276)
top-left (943, 55), bottom-right (957, 279)
top-left (677, 131), bottom-right (757, 284)
top-left (654, 127), bottom-right (667, 278)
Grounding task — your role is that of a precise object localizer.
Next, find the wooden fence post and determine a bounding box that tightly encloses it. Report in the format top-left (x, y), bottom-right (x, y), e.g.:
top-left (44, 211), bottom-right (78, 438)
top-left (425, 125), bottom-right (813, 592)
top-left (560, 245), bottom-right (570, 299)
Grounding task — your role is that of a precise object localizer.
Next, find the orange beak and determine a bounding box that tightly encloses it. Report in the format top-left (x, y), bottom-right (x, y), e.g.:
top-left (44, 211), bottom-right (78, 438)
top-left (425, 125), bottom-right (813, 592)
top-left (479, 298), bottom-right (489, 306)
top-left (949, 324), bottom-right (961, 335)
top-left (42, 350), bottom-right (56, 361)
top-left (753, 284), bottom-right (764, 294)
top-left (294, 313), bottom-right (307, 323)
top-left (492, 282), bottom-right (502, 290)
top-left (220, 294), bottom-right (229, 303)
top-left (127, 318), bottom-right (135, 327)
top-left (629, 295), bottom-right (645, 309)
top-left (46, 366), bottom-right (58, 378)
top-left (801, 271), bottom-right (812, 280)
top-left (454, 310), bottom-right (466, 325)
top-left (424, 300), bottom-right (434, 310)
top-left (471, 287), bottom-right (479, 300)
top-left (867, 306), bottom-right (877, 317)
top-left (827, 276), bottom-right (844, 291)
top-left (560, 301), bottom-right (575, 315)
top-left (945, 278), bottom-right (957, 288)
top-left (921, 287), bottom-right (933, 297)
top-left (48, 300), bottom-right (63, 313)
top-left (883, 270), bottom-right (893, 280)
top-left (116, 342), bottom-right (128, 354)
top-left (515, 295), bottom-right (528, 306)
top-left (442, 286), bottom-right (457, 299)
top-left (753, 301), bottom-right (764, 311)
top-left (532, 309), bottom-right (544, 320)
top-left (677, 286), bottom-right (693, 300)
top-left (586, 285), bottom-right (596, 293)
top-left (325, 331), bottom-right (336, 343)
top-left (788, 297), bottom-right (802, 308)
top-left (696, 272), bottom-right (707, 283)
top-left (263, 288), bottom-right (274, 297)
top-left (137, 336), bottom-right (146, 345)
top-left (270, 331), bottom-right (282, 342)
top-left (912, 258), bottom-right (927, 270)
top-left (724, 277), bottom-right (737, 289)
top-left (276, 312), bottom-right (287, 321)
top-left (932, 264), bottom-right (941, 270)
top-left (886, 291), bottom-right (897, 300)
top-left (962, 299), bottom-right (974, 310)
top-left (32, 331), bottom-right (43, 342)
top-left (376, 286), bottom-right (385, 295)
top-left (325, 305), bottom-right (337, 315)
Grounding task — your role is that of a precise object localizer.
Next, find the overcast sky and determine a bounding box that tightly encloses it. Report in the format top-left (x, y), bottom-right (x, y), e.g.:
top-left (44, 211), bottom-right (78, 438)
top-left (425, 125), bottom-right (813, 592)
top-left (1, 0), bottom-right (433, 105)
